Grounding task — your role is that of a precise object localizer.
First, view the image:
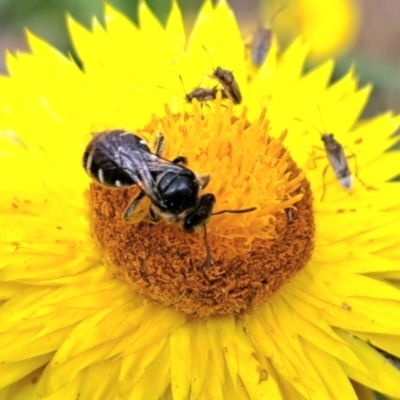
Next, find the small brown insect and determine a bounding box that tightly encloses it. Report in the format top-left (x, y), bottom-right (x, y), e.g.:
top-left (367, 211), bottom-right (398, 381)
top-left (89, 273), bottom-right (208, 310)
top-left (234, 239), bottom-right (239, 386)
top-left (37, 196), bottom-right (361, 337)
top-left (203, 46), bottom-right (242, 105)
top-left (250, 6), bottom-right (286, 67)
top-left (179, 75), bottom-right (223, 104)
top-left (211, 67), bottom-right (242, 105)
top-left (251, 27), bottom-right (272, 67)
top-left (184, 86), bottom-right (219, 103)
top-left (158, 76), bottom-right (223, 106)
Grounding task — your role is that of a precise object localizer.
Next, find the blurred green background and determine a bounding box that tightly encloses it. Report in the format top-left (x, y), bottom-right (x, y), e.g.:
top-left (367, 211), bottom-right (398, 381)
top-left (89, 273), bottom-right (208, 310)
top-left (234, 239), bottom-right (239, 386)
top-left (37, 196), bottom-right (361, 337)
top-left (0, 0), bottom-right (399, 118)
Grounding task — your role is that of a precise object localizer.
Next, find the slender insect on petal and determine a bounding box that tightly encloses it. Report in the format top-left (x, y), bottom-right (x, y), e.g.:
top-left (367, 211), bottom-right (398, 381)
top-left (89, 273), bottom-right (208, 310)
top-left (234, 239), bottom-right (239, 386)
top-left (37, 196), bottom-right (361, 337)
top-left (294, 112), bottom-right (369, 200)
top-left (250, 5), bottom-right (286, 67)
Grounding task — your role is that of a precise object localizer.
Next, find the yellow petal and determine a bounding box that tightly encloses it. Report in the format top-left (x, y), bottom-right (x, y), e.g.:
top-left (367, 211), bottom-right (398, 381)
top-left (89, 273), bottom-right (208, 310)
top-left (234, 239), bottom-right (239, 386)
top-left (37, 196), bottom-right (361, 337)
top-left (0, 354), bottom-right (52, 388)
top-left (169, 323), bottom-right (192, 399)
top-left (78, 358), bottom-right (122, 400)
top-left (337, 332), bottom-right (400, 398)
top-left (301, 340), bottom-right (358, 400)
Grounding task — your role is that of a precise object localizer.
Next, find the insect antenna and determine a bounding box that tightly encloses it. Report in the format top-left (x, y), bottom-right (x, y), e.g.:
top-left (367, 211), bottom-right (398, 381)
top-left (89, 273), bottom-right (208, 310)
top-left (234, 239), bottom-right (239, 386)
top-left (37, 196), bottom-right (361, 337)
top-left (155, 84), bottom-right (186, 101)
top-left (203, 206), bottom-right (256, 268)
top-left (202, 45), bottom-right (216, 71)
top-left (294, 117), bottom-right (324, 136)
top-left (212, 206), bottom-right (257, 216)
top-left (268, 4), bottom-right (287, 26)
top-left (178, 75), bottom-right (188, 95)
top-left (316, 105), bottom-right (329, 134)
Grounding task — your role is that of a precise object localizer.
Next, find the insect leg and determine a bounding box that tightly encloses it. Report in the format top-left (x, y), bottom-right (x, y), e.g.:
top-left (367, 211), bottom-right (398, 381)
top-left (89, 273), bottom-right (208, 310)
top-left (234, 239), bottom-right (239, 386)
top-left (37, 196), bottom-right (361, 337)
top-left (171, 156), bottom-right (188, 165)
top-left (199, 174), bottom-right (211, 190)
top-left (122, 190), bottom-right (146, 221)
top-left (308, 144), bottom-right (326, 169)
top-left (154, 133), bottom-right (165, 156)
top-left (149, 206), bottom-right (160, 222)
top-left (343, 146), bottom-right (375, 190)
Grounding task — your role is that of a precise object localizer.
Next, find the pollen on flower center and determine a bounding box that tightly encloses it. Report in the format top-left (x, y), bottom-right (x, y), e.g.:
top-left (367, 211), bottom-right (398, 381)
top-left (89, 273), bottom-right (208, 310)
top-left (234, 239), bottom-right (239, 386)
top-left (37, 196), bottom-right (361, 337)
top-left (88, 99), bottom-right (314, 317)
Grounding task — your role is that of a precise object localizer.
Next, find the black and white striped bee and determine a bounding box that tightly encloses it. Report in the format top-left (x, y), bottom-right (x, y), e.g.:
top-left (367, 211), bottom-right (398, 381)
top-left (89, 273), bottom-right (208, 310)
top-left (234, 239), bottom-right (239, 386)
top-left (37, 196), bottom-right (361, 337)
top-left (83, 130), bottom-right (255, 267)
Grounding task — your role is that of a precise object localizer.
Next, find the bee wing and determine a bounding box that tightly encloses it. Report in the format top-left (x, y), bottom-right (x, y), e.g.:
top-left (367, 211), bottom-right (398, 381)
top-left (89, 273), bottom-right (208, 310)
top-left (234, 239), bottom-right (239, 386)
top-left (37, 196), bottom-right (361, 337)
top-left (89, 130), bottom-right (186, 205)
top-left (145, 157), bottom-right (185, 173)
top-left (86, 135), bottom-right (147, 187)
top-left (124, 153), bottom-right (185, 206)
top-left (111, 146), bottom-right (154, 190)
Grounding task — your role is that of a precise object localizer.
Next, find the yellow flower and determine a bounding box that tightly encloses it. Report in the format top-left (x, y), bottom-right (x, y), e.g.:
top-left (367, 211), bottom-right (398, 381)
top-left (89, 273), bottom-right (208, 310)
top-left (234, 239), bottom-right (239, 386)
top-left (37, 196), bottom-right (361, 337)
top-left (261, 0), bottom-right (360, 60)
top-left (1, 1), bottom-right (400, 399)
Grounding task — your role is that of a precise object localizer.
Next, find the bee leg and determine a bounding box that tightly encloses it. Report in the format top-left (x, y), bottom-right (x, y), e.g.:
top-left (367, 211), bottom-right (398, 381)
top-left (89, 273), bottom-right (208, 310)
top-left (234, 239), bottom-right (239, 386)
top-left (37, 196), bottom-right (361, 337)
top-left (171, 156), bottom-right (188, 165)
top-left (122, 190), bottom-right (146, 221)
top-left (154, 132), bottom-right (165, 156)
top-left (320, 164), bottom-right (329, 201)
top-left (199, 174), bottom-right (211, 190)
top-left (149, 206), bottom-right (160, 223)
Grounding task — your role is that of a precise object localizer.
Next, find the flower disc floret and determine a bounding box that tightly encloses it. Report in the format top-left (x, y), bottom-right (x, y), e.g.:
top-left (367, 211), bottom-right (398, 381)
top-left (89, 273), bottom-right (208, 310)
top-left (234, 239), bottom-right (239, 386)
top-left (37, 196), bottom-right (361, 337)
top-left (89, 99), bottom-right (314, 316)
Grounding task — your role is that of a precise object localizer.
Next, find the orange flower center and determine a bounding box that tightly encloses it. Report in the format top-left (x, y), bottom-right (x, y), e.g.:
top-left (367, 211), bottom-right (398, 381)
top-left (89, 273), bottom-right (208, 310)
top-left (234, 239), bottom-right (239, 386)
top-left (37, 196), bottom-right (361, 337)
top-left (87, 99), bottom-right (314, 317)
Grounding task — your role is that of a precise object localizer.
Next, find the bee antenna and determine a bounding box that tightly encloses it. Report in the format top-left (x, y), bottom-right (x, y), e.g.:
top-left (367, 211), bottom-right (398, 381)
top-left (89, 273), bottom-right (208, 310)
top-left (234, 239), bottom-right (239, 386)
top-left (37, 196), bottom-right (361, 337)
top-left (294, 117), bottom-right (323, 137)
top-left (202, 45), bottom-right (216, 70)
top-left (203, 224), bottom-right (213, 268)
top-left (212, 206), bottom-right (257, 216)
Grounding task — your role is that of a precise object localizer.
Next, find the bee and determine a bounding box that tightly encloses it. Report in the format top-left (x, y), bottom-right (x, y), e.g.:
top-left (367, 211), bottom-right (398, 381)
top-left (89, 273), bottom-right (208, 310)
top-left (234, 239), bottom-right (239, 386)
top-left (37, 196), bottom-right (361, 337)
top-left (83, 130), bottom-right (256, 267)
top-left (203, 46), bottom-right (242, 105)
